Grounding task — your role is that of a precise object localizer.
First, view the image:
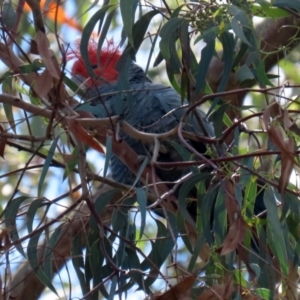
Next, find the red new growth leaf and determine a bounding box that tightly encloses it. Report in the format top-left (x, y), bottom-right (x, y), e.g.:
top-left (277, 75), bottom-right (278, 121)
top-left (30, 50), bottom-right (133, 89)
top-left (67, 118), bottom-right (104, 154)
top-left (69, 39), bottom-right (121, 86)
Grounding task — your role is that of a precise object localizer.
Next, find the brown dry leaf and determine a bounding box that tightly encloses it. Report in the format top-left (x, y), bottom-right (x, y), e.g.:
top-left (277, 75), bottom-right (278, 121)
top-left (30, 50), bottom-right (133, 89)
top-left (35, 31), bottom-right (60, 78)
top-left (34, 69), bottom-right (53, 97)
top-left (285, 262), bottom-right (299, 300)
top-left (263, 104), bottom-right (296, 164)
top-left (67, 118), bottom-right (105, 154)
top-left (152, 274), bottom-right (197, 300)
top-left (268, 125), bottom-right (295, 162)
top-left (61, 153), bottom-right (78, 164)
top-left (0, 125), bottom-right (7, 158)
top-left (262, 102), bottom-right (273, 130)
top-left (282, 108), bottom-right (293, 130)
top-left (278, 137), bottom-right (295, 194)
top-left (224, 180), bottom-right (239, 225)
top-left (218, 217), bottom-right (246, 255)
top-left (0, 228), bottom-right (11, 251)
top-left (198, 280), bottom-right (234, 300)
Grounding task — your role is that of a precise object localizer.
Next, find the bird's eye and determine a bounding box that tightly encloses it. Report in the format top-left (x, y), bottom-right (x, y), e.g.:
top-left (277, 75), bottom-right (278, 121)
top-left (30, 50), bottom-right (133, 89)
top-left (91, 64), bottom-right (98, 69)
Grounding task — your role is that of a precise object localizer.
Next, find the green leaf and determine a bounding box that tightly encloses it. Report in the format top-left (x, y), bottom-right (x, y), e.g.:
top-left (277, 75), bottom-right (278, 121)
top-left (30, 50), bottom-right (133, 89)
top-left (201, 184), bottom-right (220, 245)
top-left (80, 5), bottom-right (117, 79)
top-left (194, 26), bottom-right (222, 45)
top-left (273, 0), bottom-right (300, 11)
top-left (213, 191), bottom-right (226, 246)
top-left (129, 9), bottom-right (160, 56)
top-left (120, 0), bottom-right (138, 47)
top-left (63, 76), bottom-right (86, 98)
top-left (256, 287), bottom-right (275, 299)
top-left (230, 17), bottom-right (252, 47)
top-left (188, 234), bottom-right (206, 272)
top-left (264, 186), bottom-right (288, 275)
top-left (38, 136), bottom-right (59, 197)
top-left (2, 0), bottom-right (16, 30)
top-left (103, 135), bottom-right (111, 178)
top-left (96, 8), bottom-right (116, 58)
top-left (178, 173), bottom-right (212, 228)
top-left (126, 247), bottom-right (144, 289)
top-left (89, 240), bottom-right (108, 298)
top-left (63, 147), bottom-right (79, 181)
top-left (251, 3), bottom-right (289, 18)
top-left (90, 189), bottom-right (121, 230)
top-left (228, 5), bottom-right (250, 25)
top-left (4, 196), bottom-right (28, 257)
top-left (143, 216), bottom-right (176, 289)
top-left (2, 76), bottom-right (13, 94)
top-left (108, 276), bottom-right (117, 300)
top-left (167, 141), bottom-right (198, 173)
top-left (26, 198), bottom-right (45, 233)
top-left (236, 65), bottom-right (255, 82)
top-left (177, 211), bottom-right (193, 253)
top-left (232, 42), bottom-right (249, 69)
top-left (72, 233), bottom-right (90, 296)
top-left (195, 40), bottom-right (215, 94)
top-left (44, 224), bottom-right (63, 280)
top-left (159, 18), bottom-right (185, 60)
top-left (27, 230), bottom-right (58, 295)
top-left (208, 103), bottom-right (229, 138)
top-left (255, 59), bottom-right (273, 87)
top-left (136, 188), bottom-right (146, 239)
top-left (206, 31), bottom-right (234, 117)
top-left (132, 156), bottom-right (149, 187)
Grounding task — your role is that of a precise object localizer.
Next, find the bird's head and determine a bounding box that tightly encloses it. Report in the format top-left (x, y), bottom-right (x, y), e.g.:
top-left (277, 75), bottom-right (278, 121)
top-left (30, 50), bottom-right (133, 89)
top-left (69, 39), bottom-right (121, 87)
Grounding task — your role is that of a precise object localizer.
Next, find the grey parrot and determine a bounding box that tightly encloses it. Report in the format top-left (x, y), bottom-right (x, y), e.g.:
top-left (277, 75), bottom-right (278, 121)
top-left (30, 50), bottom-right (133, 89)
top-left (70, 42), bottom-right (215, 188)
top-left (70, 40), bottom-right (267, 253)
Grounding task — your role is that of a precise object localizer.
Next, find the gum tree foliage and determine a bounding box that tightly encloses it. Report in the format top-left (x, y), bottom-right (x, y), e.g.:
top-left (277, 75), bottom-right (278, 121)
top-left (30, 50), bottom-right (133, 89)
top-left (1, 0), bottom-right (300, 299)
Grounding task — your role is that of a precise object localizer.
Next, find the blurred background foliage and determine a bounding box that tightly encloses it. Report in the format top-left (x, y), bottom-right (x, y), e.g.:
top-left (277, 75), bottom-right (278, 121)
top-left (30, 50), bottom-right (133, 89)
top-left (1, 0), bottom-right (300, 299)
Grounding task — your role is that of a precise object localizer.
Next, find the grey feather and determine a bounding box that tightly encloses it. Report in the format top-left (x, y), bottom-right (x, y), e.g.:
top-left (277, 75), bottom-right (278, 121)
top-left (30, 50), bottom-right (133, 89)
top-left (74, 63), bottom-right (215, 186)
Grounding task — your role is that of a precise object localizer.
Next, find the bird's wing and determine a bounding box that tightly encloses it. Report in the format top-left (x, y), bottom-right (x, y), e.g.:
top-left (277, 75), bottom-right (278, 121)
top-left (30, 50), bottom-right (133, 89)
top-left (150, 83), bottom-right (215, 138)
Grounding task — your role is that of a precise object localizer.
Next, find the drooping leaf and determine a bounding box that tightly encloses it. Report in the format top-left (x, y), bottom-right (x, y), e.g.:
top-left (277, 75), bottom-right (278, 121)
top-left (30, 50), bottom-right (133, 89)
top-left (120, 0), bottom-right (138, 47)
top-left (4, 196), bottom-right (28, 257)
top-left (35, 31), bottom-right (60, 79)
top-left (159, 18), bottom-right (185, 61)
top-left (97, 8), bottom-right (116, 56)
top-left (178, 173), bottom-right (212, 228)
top-left (38, 136), bottom-right (59, 197)
top-left (72, 233), bottom-right (90, 296)
top-left (44, 224), bottom-right (63, 280)
top-left (80, 4), bottom-right (117, 79)
top-left (89, 240), bottom-right (108, 298)
top-left (90, 189), bottom-right (121, 230)
top-left (136, 188), bottom-right (147, 239)
top-left (195, 39), bottom-right (215, 94)
top-left (230, 17), bottom-right (252, 47)
top-left (26, 198), bottom-right (45, 233)
top-left (27, 230), bottom-right (58, 295)
top-left (264, 186), bottom-right (288, 275)
top-left (103, 135), bottom-right (112, 178)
